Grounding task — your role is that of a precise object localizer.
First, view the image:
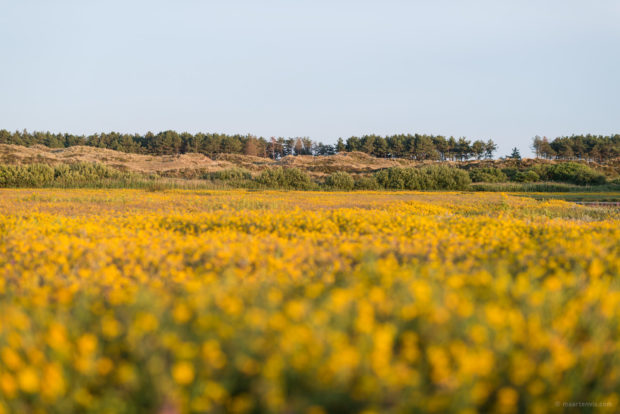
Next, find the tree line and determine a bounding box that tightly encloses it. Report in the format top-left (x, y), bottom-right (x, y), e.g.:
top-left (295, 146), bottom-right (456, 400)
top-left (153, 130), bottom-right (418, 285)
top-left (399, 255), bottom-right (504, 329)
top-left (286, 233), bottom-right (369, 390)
top-left (0, 129), bottom-right (500, 160)
top-left (1, 129), bottom-right (617, 162)
top-left (532, 135), bottom-right (619, 162)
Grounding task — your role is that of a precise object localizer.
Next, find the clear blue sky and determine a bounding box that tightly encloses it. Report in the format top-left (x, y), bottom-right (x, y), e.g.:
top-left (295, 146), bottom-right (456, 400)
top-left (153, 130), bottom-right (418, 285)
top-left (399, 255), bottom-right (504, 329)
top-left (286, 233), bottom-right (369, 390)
top-left (1, 0), bottom-right (619, 156)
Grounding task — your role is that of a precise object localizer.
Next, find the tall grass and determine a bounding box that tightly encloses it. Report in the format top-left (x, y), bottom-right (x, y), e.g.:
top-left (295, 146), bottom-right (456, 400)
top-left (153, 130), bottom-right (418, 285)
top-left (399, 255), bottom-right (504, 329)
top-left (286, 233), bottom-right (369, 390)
top-left (469, 181), bottom-right (620, 192)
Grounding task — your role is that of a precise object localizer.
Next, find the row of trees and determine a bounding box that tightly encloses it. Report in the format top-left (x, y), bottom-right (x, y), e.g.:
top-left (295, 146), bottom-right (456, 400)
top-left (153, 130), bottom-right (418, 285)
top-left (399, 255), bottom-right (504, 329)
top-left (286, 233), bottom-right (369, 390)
top-left (342, 135), bottom-right (497, 160)
top-left (0, 129), bottom-right (325, 158)
top-left (532, 135), bottom-right (619, 162)
top-left (3, 129), bottom-right (617, 161)
top-left (0, 129), bottom-right (500, 160)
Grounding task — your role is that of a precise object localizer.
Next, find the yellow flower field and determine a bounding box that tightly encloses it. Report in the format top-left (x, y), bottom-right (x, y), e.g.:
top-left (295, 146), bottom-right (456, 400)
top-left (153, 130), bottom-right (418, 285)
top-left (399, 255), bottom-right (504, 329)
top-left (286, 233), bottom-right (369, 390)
top-left (0, 189), bottom-right (619, 413)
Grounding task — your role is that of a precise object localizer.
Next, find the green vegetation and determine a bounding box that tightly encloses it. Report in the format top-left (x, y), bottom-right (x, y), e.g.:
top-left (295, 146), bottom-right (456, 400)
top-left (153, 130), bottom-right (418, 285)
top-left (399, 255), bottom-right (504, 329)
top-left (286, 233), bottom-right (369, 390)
top-left (203, 167), bottom-right (252, 181)
top-left (532, 134), bottom-right (620, 161)
top-left (325, 171), bottom-right (355, 190)
top-left (353, 176), bottom-right (380, 190)
top-left (470, 162), bottom-right (612, 187)
top-left (200, 167), bottom-right (254, 188)
top-left (2, 129), bottom-right (619, 164)
top-left (0, 163), bottom-right (137, 188)
top-left (509, 147), bottom-right (522, 160)
top-left (469, 167), bottom-right (508, 183)
top-left (0, 129), bottom-right (500, 159)
top-left (544, 162), bottom-right (607, 185)
top-left (517, 193), bottom-right (620, 202)
top-left (0, 160), bottom-right (618, 193)
top-left (256, 167), bottom-right (315, 190)
top-left (374, 165), bottom-right (471, 190)
top-left (514, 170), bottom-right (540, 183)
top-left (470, 182), bottom-right (620, 193)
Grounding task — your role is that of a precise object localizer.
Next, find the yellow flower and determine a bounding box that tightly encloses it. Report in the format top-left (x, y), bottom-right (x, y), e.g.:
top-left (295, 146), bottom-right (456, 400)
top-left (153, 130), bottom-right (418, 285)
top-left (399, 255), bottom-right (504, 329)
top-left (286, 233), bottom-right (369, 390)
top-left (172, 361), bottom-right (195, 385)
top-left (97, 358), bottom-right (114, 376)
top-left (0, 374), bottom-right (17, 398)
top-left (101, 315), bottom-right (121, 338)
top-left (1, 348), bottom-right (22, 370)
top-left (172, 303), bottom-right (192, 324)
top-left (42, 363), bottom-right (66, 399)
top-left (0, 189), bottom-right (618, 412)
top-left (77, 334), bottom-right (98, 356)
top-left (17, 367), bottom-right (39, 393)
top-left (496, 387), bottom-right (519, 412)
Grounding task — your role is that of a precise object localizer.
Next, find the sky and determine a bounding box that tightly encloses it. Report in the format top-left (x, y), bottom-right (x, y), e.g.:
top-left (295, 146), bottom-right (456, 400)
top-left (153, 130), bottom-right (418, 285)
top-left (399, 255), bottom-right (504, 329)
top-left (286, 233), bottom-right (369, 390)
top-left (1, 0), bottom-right (619, 157)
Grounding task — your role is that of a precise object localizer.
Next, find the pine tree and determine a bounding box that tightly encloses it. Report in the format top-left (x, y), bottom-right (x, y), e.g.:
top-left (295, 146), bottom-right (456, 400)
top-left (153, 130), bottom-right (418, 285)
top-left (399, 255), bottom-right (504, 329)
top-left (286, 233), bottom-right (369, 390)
top-left (244, 137), bottom-right (258, 156)
top-left (471, 140), bottom-right (486, 160)
top-left (336, 138), bottom-right (346, 153)
top-left (539, 137), bottom-right (555, 159)
top-left (531, 136), bottom-right (542, 158)
top-left (484, 140), bottom-right (498, 159)
top-left (414, 136), bottom-right (438, 160)
top-left (294, 138), bottom-right (303, 156)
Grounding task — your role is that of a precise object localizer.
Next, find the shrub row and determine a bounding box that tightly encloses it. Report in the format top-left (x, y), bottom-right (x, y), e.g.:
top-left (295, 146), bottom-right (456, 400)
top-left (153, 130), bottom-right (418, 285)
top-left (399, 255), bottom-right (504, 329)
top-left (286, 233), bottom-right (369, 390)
top-left (0, 163), bottom-right (135, 187)
top-left (172, 165), bottom-right (470, 191)
top-left (203, 167), bottom-right (252, 181)
top-left (256, 167), bottom-right (316, 190)
top-left (468, 162), bottom-right (608, 185)
top-left (325, 171), bottom-right (355, 190)
top-left (0, 162), bottom-right (612, 190)
top-left (468, 167), bottom-right (508, 183)
top-left (374, 165), bottom-right (471, 190)
top-left (541, 162), bottom-right (607, 185)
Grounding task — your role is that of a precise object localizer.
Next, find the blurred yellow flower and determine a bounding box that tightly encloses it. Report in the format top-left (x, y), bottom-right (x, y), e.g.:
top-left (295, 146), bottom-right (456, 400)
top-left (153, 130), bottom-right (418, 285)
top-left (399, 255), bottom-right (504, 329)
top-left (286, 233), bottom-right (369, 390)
top-left (0, 189), bottom-right (617, 413)
top-left (172, 361), bottom-right (195, 385)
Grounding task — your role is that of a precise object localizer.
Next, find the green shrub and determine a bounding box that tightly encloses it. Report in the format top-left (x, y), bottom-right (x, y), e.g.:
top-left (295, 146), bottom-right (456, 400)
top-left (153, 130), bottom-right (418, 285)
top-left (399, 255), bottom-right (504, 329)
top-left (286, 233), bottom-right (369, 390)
top-left (420, 165), bottom-right (471, 190)
top-left (501, 168), bottom-right (519, 181)
top-left (469, 167), bottom-right (508, 183)
top-left (374, 167), bottom-right (416, 190)
top-left (256, 167), bottom-right (313, 189)
top-left (514, 170), bottom-right (540, 183)
top-left (545, 162), bottom-right (606, 185)
top-left (282, 168), bottom-right (314, 190)
top-left (526, 164), bottom-right (551, 180)
top-left (0, 164), bottom-right (54, 187)
top-left (0, 162), bottom-right (137, 188)
top-left (354, 176), bottom-right (379, 190)
top-left (375, 165), bottom-right (470, 190)
top-left (256, 168), bottom-right (284, 188)
top-left (204, 168), bottom-right (252, 181)
top-left (29, 164), bottom-right (55, 185)
top-left (325, 172), bottom-right (354, 190)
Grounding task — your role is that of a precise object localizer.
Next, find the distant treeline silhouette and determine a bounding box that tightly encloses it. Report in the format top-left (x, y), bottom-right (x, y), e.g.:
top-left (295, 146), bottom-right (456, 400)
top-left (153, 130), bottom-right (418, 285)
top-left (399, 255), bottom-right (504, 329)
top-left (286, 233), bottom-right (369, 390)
top-left (0, 129), bottom-right (618, 161)
top-left (532, 135), bottom-right (619, 162)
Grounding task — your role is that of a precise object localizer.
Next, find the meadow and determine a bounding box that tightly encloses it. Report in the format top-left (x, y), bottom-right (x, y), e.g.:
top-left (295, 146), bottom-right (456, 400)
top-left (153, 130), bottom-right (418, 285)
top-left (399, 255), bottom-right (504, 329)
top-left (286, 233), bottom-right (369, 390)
top-left (0, 189), bottom-right (619, 413)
